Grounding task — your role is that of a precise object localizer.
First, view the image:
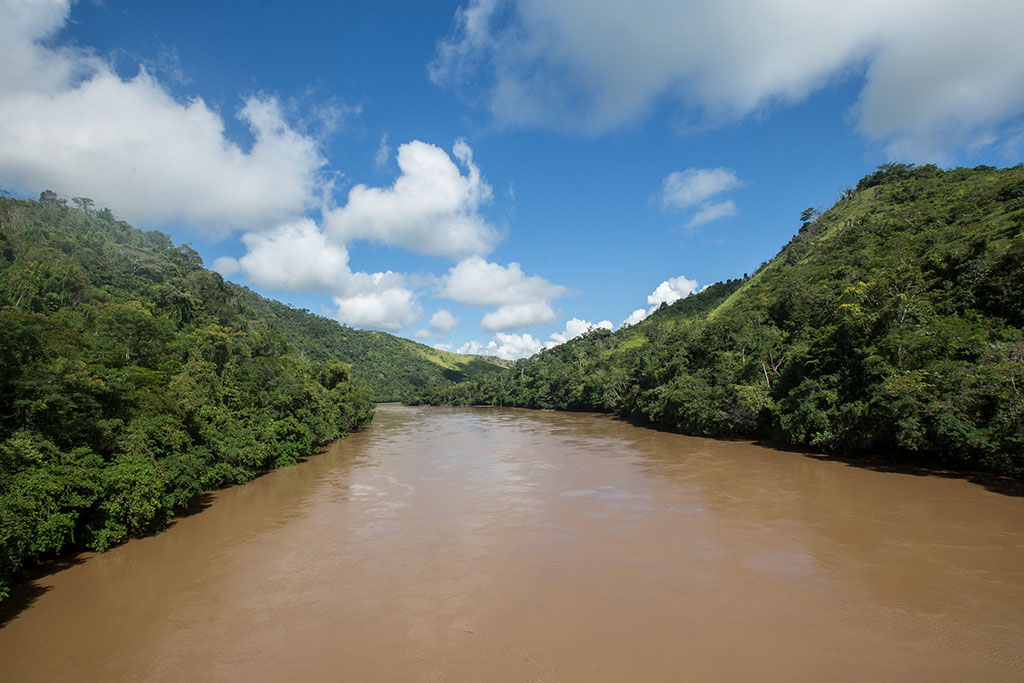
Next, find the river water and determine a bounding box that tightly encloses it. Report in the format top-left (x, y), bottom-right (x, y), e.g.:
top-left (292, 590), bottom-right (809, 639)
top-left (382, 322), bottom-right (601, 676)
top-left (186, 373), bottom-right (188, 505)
top-left (2, 404), bottom-right (1023, 681)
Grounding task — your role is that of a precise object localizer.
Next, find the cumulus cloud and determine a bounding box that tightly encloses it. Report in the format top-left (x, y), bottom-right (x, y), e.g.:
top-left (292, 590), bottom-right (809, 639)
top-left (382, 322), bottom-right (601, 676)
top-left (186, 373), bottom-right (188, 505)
top-left (431, 0), bottom-right (1024, 159)
top-left (481, 302), bottom-right (556, 331)
top-left (330, 268), bottom-right (421, 331)
top-left (441, 255), bottom-right (566, 305)
top-left (0, 0), bottom-right (324, 233)
top-left (457, 340), bottom-right (488, 355)
top-left (333, 287), bottom-right (421, 332)
top-left (416, 309), bottom-right (461, 338)
top-left (441, 255), bottom-right (567, 331)
top-left (545, 317), bottom-right (613, 348)
top-left (429, 309), bottom-right (460, 334)
top-left (324, 139), bottom-right (498, 258)
top-left (622, 308), bottom-right (648, 326)
top-left (214, 219), bottom-right (420, 332)
top-left (619, 275), bottom-right (700, 327)
top-left (648, 275), bottom-right (699, 307)
top-left (458, 332), bottom-right (544, 360)
top-left (214, 219), bottom-right (350, 292)
top-left (852, 7), bottom-right (1024, 160)
top-left (462, 316), bottom-right (614, 358)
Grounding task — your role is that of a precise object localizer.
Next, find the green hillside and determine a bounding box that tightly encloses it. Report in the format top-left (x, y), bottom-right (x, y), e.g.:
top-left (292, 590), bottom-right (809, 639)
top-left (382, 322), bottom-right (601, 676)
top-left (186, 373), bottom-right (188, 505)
top-left (237, 292), bottom-right (507, 401)
top-left (0, 196), bottom-right (495, 598)
top-left (410, 164), bottom-right (1024, 476)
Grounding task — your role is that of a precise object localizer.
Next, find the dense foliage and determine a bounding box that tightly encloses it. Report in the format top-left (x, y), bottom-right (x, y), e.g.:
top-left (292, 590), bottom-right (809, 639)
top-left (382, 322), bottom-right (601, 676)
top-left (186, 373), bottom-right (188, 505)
top-left (411, 164), bottom-right (1024, 476)
top-left (0, 197), bottom-right (377, 599)
top-left (236, 292), bottom-right (507, 401)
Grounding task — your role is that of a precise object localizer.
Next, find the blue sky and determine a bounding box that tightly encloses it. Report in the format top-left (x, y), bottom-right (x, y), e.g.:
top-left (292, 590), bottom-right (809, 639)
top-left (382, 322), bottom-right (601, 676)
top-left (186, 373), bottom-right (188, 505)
top-left (2, 0), bottom-right (1023, 358)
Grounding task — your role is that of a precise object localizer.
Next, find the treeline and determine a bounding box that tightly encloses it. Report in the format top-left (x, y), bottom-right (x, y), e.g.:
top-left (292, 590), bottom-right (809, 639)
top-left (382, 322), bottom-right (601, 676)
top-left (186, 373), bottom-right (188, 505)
top-left (410, 164), bottom-right (1024, 477)
top-left (0, 197), bottom-right (374, 599)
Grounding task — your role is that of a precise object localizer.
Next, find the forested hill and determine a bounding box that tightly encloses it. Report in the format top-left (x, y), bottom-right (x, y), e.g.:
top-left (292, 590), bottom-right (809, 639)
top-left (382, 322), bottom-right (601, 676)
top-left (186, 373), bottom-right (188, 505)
top-left (237, 292), bottom-right (508, 401)
top-left (411, 164), bottom-right (1024, 477)
top-left (0, 197), bottom-right (505, 401)
top-left (0, 195), bottom-right (492, 599)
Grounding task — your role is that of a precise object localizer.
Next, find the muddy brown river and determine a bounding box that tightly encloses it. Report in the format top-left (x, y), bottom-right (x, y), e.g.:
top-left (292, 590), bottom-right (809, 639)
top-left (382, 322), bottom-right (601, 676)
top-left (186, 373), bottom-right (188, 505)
top-left (2, 404), bottom-right (1023, 681)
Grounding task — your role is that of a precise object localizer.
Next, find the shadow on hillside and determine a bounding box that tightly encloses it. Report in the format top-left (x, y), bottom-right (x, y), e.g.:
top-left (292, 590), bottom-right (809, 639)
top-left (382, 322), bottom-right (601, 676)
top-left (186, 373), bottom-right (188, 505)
top-left (751, 439), bottom-right (1024, 498)
top-left (0, 554), bottom-right (87, 628)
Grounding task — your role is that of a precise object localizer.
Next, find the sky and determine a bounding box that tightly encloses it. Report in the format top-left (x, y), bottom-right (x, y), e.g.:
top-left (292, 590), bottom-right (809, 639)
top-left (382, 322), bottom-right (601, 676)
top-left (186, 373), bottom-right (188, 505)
top-left (2, 0), bottom-right (1023, 359)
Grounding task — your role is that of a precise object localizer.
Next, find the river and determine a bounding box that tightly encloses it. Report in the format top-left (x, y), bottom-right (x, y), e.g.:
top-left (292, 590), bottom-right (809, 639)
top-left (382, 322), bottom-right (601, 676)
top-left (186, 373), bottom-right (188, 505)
top-left (1, 404), bottom-right (1022, 681)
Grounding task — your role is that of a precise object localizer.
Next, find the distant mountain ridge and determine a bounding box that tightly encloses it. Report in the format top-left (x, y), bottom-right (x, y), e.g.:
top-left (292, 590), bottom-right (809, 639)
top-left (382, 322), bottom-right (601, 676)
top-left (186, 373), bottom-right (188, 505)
top-left (411, 164), bottom-right (1024, 477)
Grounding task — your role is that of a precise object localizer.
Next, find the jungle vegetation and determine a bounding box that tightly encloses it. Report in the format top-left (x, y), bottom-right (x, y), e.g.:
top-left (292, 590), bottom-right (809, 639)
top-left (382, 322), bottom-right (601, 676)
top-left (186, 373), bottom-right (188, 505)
top-left (409, 164), bottom-right (1024, 478)
top-left (0, 195), bottom-right (493, 599)
top-left (236, 291), bottom-right (507, 401)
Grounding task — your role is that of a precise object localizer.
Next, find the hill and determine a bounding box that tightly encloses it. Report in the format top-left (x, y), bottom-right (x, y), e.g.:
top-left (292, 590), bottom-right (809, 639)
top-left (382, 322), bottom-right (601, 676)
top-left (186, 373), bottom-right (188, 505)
top-left (410, 164), bottom-right (1024, 477)
top-left (236, 292), bottom-right (507, 401)
top-left (0, 195), bottom-right (495, 598)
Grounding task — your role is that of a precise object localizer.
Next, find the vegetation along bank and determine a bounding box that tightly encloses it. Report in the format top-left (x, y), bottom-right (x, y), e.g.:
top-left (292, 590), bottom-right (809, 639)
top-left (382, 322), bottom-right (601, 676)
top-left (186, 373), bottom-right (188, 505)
top-left (410, 164), bottom-right (1024, 478)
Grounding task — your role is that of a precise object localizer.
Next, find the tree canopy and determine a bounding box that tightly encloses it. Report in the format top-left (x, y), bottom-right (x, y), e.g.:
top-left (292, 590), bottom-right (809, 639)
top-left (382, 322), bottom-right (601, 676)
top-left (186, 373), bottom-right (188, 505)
top-left (0, 197), bottom-right (380, 599)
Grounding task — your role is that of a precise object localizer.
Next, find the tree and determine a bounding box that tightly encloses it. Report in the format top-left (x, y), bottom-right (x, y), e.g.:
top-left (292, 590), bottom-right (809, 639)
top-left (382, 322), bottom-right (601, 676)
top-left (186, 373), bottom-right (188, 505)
top-left (39, 190), bottom-right (65, 206)
top-left (95, 301), bottom-right (174, 367)
top-left (71, 197), bottom-right (95, 215)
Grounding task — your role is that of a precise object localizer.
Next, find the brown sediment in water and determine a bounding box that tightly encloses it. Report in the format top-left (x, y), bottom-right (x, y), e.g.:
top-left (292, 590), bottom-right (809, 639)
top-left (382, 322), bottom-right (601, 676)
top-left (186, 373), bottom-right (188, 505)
top-left (1, 404), bottom-right (1022, 681)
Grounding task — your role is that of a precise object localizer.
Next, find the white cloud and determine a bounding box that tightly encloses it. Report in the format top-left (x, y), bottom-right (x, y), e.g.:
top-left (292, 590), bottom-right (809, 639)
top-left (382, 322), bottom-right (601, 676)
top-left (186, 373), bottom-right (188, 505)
top-left (619, 275), bottom-right (700, 328)
top-left (852, 7), bottom-right (1024, 160)
top-left (546, 317), bottom-right (612, 347)
top-left (433, 343), bottom-right (454, 351)
top-left (217, 219), bottom-right (420, 332)
top-left (481, 302), bottom-right (556, 331)
top-left (686, 199), bottom-right (738, 228)
top-left (490, 332), bottom-right (542, 359)
top-left (660, 168), bottom-right (740, 211)
top-left (225, 219), bottom-right (351, 293)
top-left (457, 340), bottom-right (488, 355)
top-left (660, 168), bottom-right (741, 228)
top-left (212, 256), bottom-right (240, 277)
top-left (431, 0), bottom-right (1024, 160)
top-left (463, 316), bottom-right (615, 358)
top-left (441, 255), bottom-right (566, 306)
top-left (458, 332), bottom-right (544, 360)
top-left (648, 275), bottom-right (699, 307)
top-left (324, 139), bottom-right (498, 258)
top-left (622, 308), bottom-right (648, 326)
top-left (416, 309), bottom-right (462, 338)
top-left (374, 133), bottom-right (391, 168)
top-left (333, 287), bottom-right (421, 332)
top-left (1, 0), bottom-right (93, 98)
top-left (429, 309), bottom-right (460, 334)
top-left (441, 255), bottom-right (567, 332)
top-left (0, 0), bottom-right (324, 234)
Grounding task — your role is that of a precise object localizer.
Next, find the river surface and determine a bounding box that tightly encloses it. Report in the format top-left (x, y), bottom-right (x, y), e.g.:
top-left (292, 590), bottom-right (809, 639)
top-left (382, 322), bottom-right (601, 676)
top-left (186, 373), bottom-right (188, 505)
top-left (2, 404), bottom-right (1023, 681)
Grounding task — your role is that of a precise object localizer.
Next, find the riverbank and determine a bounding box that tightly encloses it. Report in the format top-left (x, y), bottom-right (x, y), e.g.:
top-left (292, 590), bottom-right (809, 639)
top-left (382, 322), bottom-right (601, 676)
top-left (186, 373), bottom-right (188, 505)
top-left (3, 405), bottom-right (1021, 681)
